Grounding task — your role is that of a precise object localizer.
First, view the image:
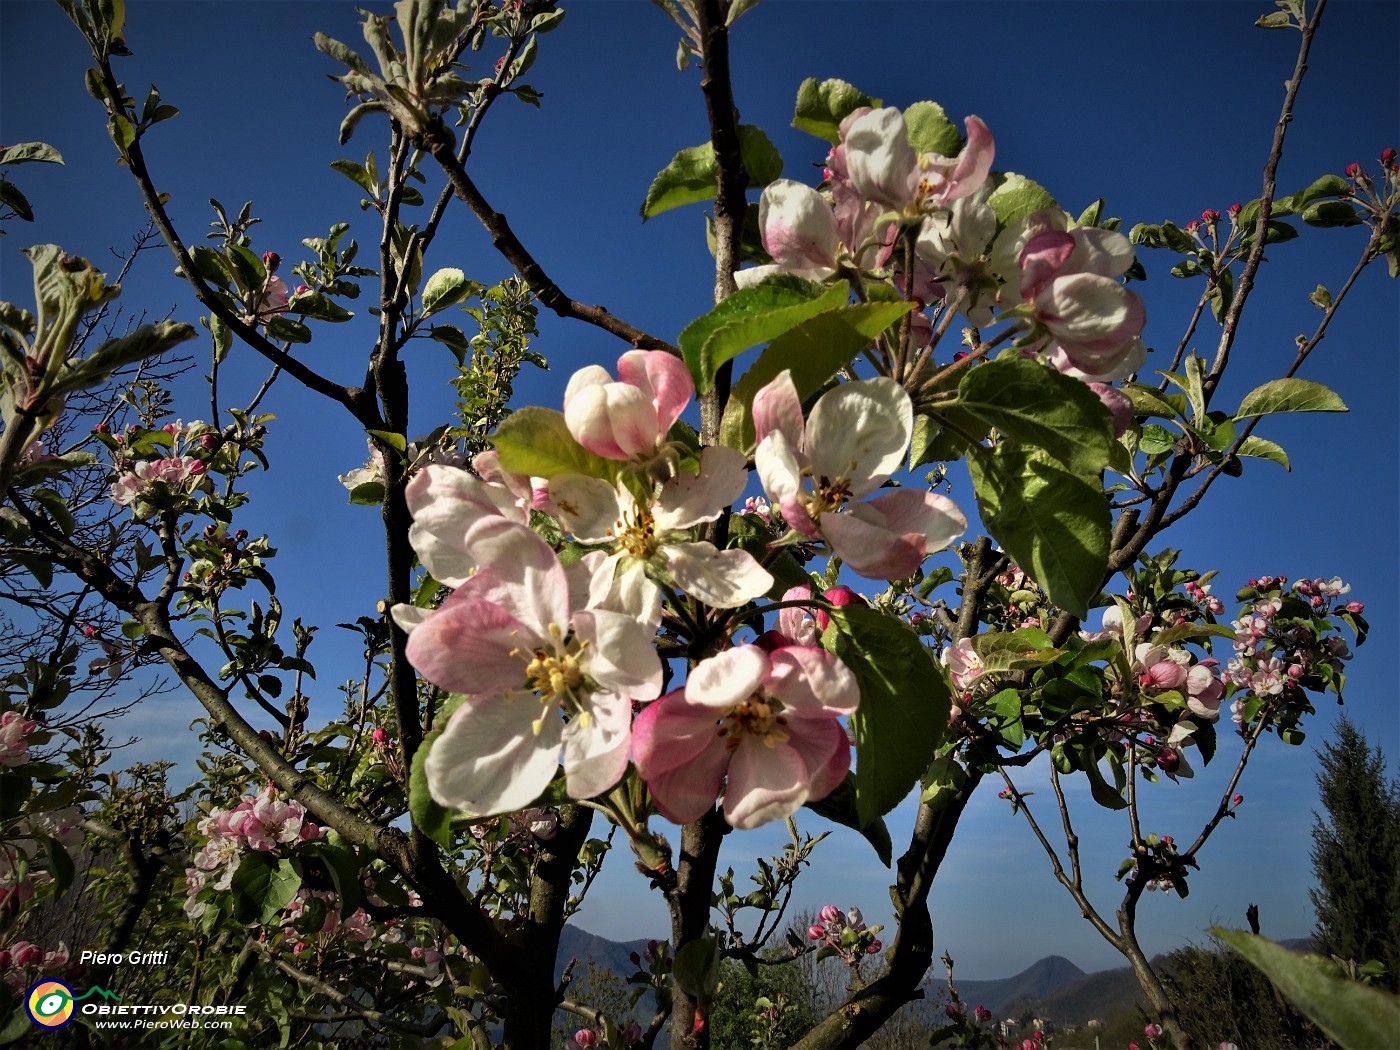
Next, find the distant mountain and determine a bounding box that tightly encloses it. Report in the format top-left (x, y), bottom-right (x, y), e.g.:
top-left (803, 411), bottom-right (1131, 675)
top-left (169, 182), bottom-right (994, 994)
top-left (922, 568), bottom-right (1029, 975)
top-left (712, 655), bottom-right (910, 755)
top-left (949, 955), bottom-right (1087, 1014)
top-left (556, 925), bottom-right (656, 983)
top-left (1001, 961), bottom-right (1146, 1025)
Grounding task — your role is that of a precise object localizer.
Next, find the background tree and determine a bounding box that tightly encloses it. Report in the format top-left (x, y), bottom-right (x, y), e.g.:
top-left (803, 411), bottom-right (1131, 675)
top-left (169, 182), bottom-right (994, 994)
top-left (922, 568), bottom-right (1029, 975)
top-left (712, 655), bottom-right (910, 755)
top-left (1309, 714), bottom-right (1400, 988)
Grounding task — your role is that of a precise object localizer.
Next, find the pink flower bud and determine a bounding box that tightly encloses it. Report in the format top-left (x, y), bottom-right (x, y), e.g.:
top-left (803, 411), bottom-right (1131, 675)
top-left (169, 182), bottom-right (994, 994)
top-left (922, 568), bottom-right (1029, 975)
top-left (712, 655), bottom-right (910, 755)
top-left (1232, 793), bottom-right (1244, 806)
top-left (865, 939), bottom-right (882, 954)
top-left (945, 1004), bottom-right (963, 1019)
top-left (1156, 747), bottom-right (1180, 774)
top-left (294, 284), bottom-right (310, 296)
top-left (262, 251), bottom-right (281, 273)
top-left (371, 727), bottom-right (388, 745)
top-left (1185, 220), bottom-right (1200, 234)
top-left (1145, 1023), bottom-right (1164, 1039)
top-left (819, 904), bottom-right (842, 925)
top-left (974, 1005), bottom-right (992, 1023)
top-left (1160, 835), bottom-right (1174, 845)
top-left (807, 924), bottom-right (826, 940)
top-left (1227, 203), bottom-right (1242, 218)
top-left (1201, 209), bottom-right (1220, 225)
top-left (1346, 601), bottom-right (1365, 614)
top-left (573, 1029), bottom-right (596, 1048)
top-left (95, 423), bottom-right (111, 433)
top-left (82, 625), bottom-right (99, 638)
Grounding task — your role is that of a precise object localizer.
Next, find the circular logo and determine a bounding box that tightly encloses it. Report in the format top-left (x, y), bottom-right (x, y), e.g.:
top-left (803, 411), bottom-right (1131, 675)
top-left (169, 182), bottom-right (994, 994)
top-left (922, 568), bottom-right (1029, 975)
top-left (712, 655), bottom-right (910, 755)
top-left (25, 980), bottom-right (76, 1029)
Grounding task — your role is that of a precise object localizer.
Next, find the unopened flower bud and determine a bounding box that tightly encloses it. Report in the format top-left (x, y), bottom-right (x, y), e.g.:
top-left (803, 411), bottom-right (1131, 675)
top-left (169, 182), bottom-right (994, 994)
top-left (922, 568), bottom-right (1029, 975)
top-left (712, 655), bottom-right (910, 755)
top-left (865, 939), bottom-right (882, 954)
top-left (1184, 220), bottom-right (1201, 234)
top-left (807, 924), bottom-right (826, 940)
top-left (974, 1005), bottom-right (992, 1023)
top-left (1201, 209), bottom-right (1220, 225)
top-left (95, 422), bottom-right (111, 434)
top-left (1346, 601), bottom-right (1365, 614)
top-left (1227, 203), bottom-right (1242, 218)
top-left (573, 1029), bottom-right (597, 1048)
top-left (846, 906), bottom-right (863, 927)
top-left (294, 284), bottom-right (310, 296)
top-left (945, 1004), bottom-right (963, 1019)
top-left (262, 251), bottom-right (281, 273)
top-left (1232, 793), bottom-right (1244, 806)
top-left (1156, 747), bottom-right (1180, 773)
top-left (1145, 1023), bottom-right (1164, 1039)
top-left (819, 904), bottom-right (842, 925)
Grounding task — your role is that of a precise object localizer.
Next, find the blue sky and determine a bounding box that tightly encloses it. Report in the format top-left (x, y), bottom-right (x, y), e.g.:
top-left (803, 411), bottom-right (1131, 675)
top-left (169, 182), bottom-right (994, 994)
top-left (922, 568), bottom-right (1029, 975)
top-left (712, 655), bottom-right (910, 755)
top-left (2, 1), bottom-right (1397, 978)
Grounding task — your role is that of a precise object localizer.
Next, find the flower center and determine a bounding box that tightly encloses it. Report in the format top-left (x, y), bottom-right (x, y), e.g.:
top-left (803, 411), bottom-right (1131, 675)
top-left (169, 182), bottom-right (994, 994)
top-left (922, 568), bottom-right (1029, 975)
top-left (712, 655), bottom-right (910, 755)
top-left (616, 506), bottom-right (660, 560)
top-left (806, 475), bottom-right (853, 518)
top-left (509, 624), bottom-right (592, 734)
top-left (525, 650), bottom-right (584, 700)
top-left (723, 695), bottom-right (790, 751)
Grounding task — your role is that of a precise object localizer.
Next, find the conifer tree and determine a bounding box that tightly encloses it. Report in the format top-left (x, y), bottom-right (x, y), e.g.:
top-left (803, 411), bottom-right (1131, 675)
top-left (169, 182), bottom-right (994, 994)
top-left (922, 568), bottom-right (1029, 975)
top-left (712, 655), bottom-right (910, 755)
top-left (1309, 715), bottom-right (1400, 988)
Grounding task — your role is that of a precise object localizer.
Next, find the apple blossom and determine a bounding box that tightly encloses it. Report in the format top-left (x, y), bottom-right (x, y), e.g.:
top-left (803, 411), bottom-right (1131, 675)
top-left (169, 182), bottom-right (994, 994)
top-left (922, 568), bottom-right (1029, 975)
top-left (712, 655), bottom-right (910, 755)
top-left (549, 445), bottom-right (773, 618)
top-left (407, 518), bottom-right (661, 815)
top-left (563, 349), bottom-right (692, 462)
top-left (753, 371), bottom-right (966, 579)
top-left (0, 711), bottom-right (37, 767)
top-left (842, 108), bottom-right (994, 217)
top-left (632, 643), bottom-right (857, 829)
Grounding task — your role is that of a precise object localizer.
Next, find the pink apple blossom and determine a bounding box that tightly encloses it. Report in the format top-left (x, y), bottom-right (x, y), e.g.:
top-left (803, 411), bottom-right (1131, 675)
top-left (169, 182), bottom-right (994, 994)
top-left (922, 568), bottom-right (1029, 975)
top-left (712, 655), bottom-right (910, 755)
top-left (842, 108), bottom-right (994, 216)
top-left (753, 371), bottom-right (965, 579)
top-left (407, 518), bottom-right (661, 815)
top-left (563, 350), bottom-right (692, 462)
top-left (549, 445), bottom-right (773, 618)
top-left (0, 711), bottom-right (37, 767)
top-left (632, 643), bottom-right (857, 829)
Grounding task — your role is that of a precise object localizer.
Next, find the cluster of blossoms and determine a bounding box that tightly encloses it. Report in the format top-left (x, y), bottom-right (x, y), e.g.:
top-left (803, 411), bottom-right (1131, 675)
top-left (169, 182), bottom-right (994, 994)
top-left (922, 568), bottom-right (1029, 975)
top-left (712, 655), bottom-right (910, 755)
top-left (242, 250), bottom-right (292, 326)
top-left (805, 904), bottom-right (882, 963)
top-left (0, 710), bottom-right (37, 766)
top-left (0, 940), bottom-right (71, 991)
top-left (1, 807), bottom-right (82, 919)
top-left (1223, 576), bottom-right (1357, 720)
top-left (105, 418), bottom-right (219, 513)
top-left (337, 432), bottom-right (471, 494)
top-left (399, 349), bottom-right (969, 829)
top-left (741, 105), bottom-right (1146, 390)
top-left (187, 786), bottom-right (321, 914)
top-left (573, 1023), bottom-right (643, 1049)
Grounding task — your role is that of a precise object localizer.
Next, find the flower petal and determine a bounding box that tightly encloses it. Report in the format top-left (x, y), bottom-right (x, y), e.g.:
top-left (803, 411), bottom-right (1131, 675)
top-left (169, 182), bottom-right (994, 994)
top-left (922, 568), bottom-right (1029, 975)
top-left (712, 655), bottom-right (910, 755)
top-left (687, 646), bottom-right (768, 709)
top-left (806, 378), bottom-right (912, 498)
top-left (618, 349), bottom-right (694, 438)
top-left (668, 542), bottom-right (774, 608)
top-left (655, 446), bottom-right (749, 531)
top-left (752, 370), bottom-right (805, 451)
top-left (550, 473), bottom-right (628, 543)
top-left (406, 599), bottom-right (530, 695)
top-left (574, 609), bottom-right (662, 701)
top-left (461, 518), bottom-right (570, 638)
top-left (425, 694), bottom-right (562, 816)
top-left (819, 509), bottom-right (926, 580)
top-left (724, 736), bottom-right (809, 829)
top-left (632, 695), bottom-right (729, 823)
top-left (765, 646), bottom-right (860, 715)
top-left (785, 717), bottom-right (850, 801)
top-left (561, 692), bottom-right (632, 799)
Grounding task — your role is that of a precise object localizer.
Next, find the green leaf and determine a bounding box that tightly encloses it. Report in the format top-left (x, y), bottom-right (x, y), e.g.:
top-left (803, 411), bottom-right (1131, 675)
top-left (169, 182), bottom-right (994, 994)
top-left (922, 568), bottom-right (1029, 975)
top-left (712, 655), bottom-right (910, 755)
top-left (1236, 435), bottom-right (1290, 469)
top-left (967, 444), bottom-right (1110, 618)
top-left (738, 124), bottom-right (783, 187)
top-left (986, 173), bottom-right (1058, 228)
top-left (1235, 378), bottom-right (1347, 418)
top-left (1149, 622), bottom-right (1239, 646)
top-left (0, 180), bottom-right (33, 221)
top-left (677, 277), bottom-right (846, 394)
top-left (347, 481), bottom-right (385, 506)
top-left (823, 605), bottom-right (949, 827)
top-left (903, 101), bottom-right (961, 157)
top-left (920, 750), bottom-right (968, 812)
top-left (263, 315), bottom-right (311, 344)
top-left (231, 854), bottom-right (302, 925)
top-left (719, 300), bottom-right (913, 452)
top-left (1213, 930), bottom-right (1400, 1050)
top-left (1300, 200), bottom-right (1364, 228)
top-left (366, 429), bottom-right (406, 453)
top-left (641, 142), bottom-right (717, 220)
top-left (1255, 10), bottom-right (1292, 27)
top-left (409, 722), bottom-right (455, 849)
top-left (308, 843), bottom-right (362, 919)
top-left (492, 406), bottom-right (618, 480)
top-left (1275, 174), bottom-right (1351, 215)
top-left (803, 774), bottom-right (892, 866)
top-left (0, 141), bottom-right (64, 166)
top-left (673, 932), bottom-right (722, 1007)
top-left (641, 126), bottom-right (784, 220)
top-left (1121, 383), bottom-right (1182, 420)
top-left (792, 77), bottom-right (881, 144)
top-left (422, 266), bottom-right (471, 316)
top-left (954, 358), bottom-right (1115, 475)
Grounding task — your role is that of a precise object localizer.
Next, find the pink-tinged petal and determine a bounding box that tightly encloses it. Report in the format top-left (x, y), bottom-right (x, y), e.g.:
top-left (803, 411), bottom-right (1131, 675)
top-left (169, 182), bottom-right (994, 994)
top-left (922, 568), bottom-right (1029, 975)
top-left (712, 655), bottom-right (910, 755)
top-left (461, 518), bottom-right (570, 638)
top-left (561, 693), bottom-right (632, 799)
top-left (759, 180), bottom-right (841, 271)
top-left (425, 693), bottom-right (562, 815)
top-left (563, 364), bottom-right (611, 413)
top-left (390, 603), bottom-right (431, 635)
top-left (820, 509), bottom-right (927, 580)
top-left (941, 115), bottom-right (995, 204)
top-left (405, 465), bottom-right (523, 587)
top-left (755, 430), bottom-right (816, 535)
top-left (574, 609), bottom-right (662, 701)
top-left (752, 370), bottom-right (805, 450)
top-left (1049, 336), bottom-right (1147, 384)
top-left (594, 559), bottom-right (663, 635)
top-left (1085, 382), bottom-right (1134, 436)
top-left (724, 737), bottom-right (809, 829)
top-left (687, 646), bottom-right (769, 709)
top-left (778, 585), bottom-right (818, 646)
top-left (406, 600), bottom-right (530, 695)
top-left (668, 541), bottom-right (774, 608)
top-left (806, 378), bottom-right (912, 498)
top-left (566, 550), bottom-right (610, 615)
top-left (550, 473), bottom-right (628, 543)
top-left (864, 488), bottom-right (966, 554)
top-left (765, 646), bottom-right (860, 716)
top-left (633, 695), bottom-right (730, 823)
top-left (1019, 230), bottom-right (1076, 302)
top-left (1066, 227), bottom-right (1136, 280)
top-left (655, 445), bottom-right (749, 531)
top-left (617, 349), bottom-right (694, 437)
top-left (1036, 274), bottom-right (1146, 357)
top-left (786, 717), bottom-right (850, 801)
top-left (843, 107), bottom-right (919, 211)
